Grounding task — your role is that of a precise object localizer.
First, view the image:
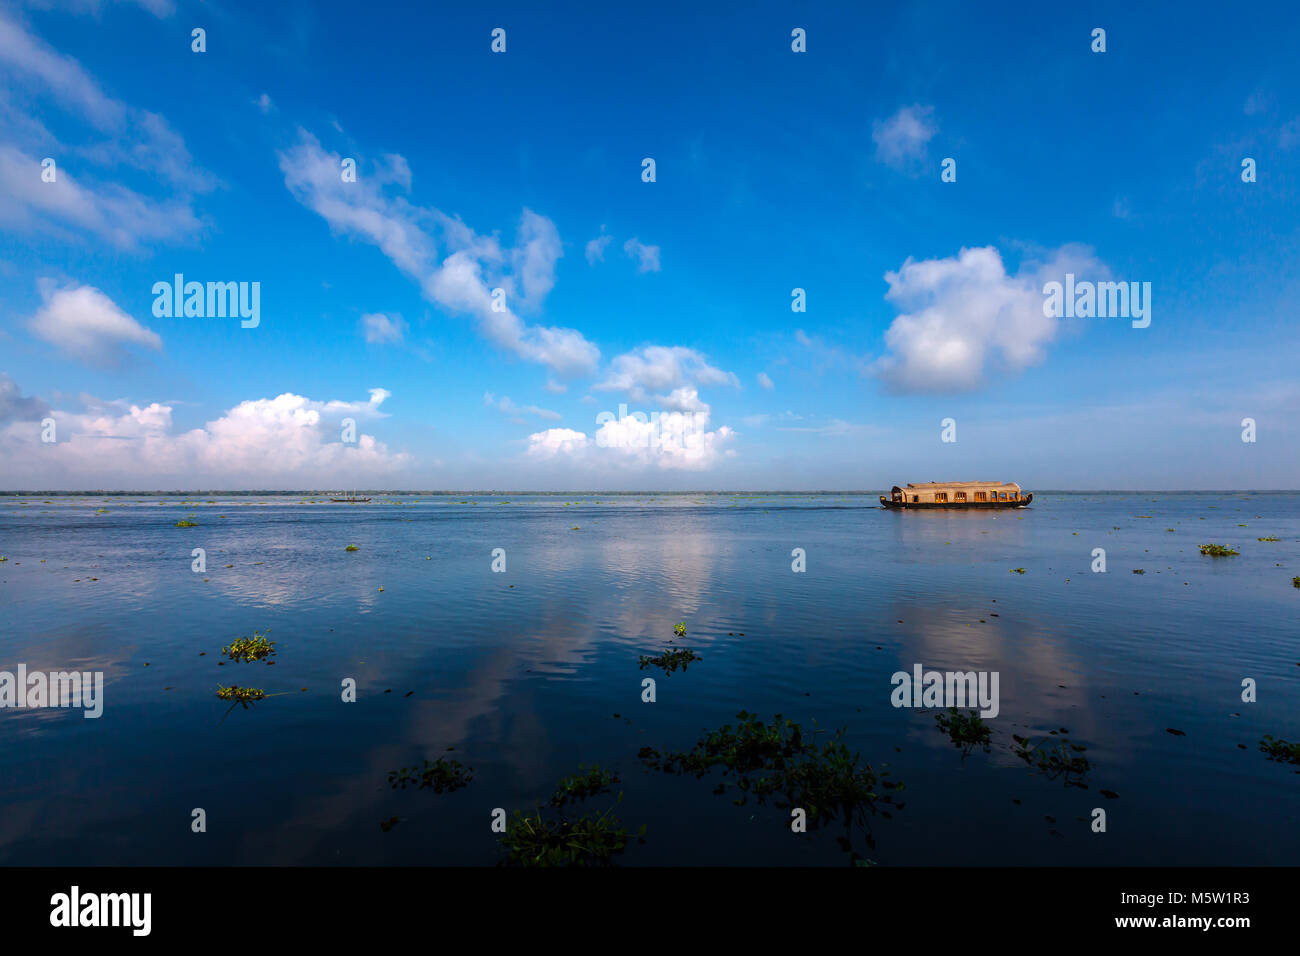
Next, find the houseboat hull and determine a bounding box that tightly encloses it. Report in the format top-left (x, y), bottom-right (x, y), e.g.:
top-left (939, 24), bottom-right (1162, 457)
top-left (880, 493), bottom-right (1032, 510)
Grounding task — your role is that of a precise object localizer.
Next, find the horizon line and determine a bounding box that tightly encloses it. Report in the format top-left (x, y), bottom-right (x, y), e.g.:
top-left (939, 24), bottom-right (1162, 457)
top-left (3, 489), bottom-right (1297, 496)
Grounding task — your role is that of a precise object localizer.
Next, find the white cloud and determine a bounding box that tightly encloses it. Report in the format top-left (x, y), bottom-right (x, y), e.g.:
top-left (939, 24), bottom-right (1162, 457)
top-left (0, 10), bottom-right (211, 246)
top-left (585, 233), bottom-right (613, 265)
top-left (510, 209), bottom-right (562, 310)
top-left (526, 404), bottom-right (735, 472)
top-left (595, 345), bottom-right (738, 400)
top-left (254, 92), bottom-right (274, 114)
top-left (525, 427), bottom-right (588, 458)
top-left (653, 386), bottom-right (707, 413)
top-left (360, 312), bottom-right (407, 345)
top-left (623, 237), bottom-right (661, 273)
top-left (0, 386), bottom-right (409, 489)
top-left (279, 129), bottom-right (599, 377)
top-left (374, 153), bottom-right (412, 191)
top-left (52, 0), bottom-right (177, 15)
top-left (871, 245), bottom-right (1104, 393)
top-left (28, 281), bottom-right (162, 365)
top-left (0, 144), bottom-right (202, 247)
top-left (757, 371), bottom-right (774, 390)
top-left (872, 104), bottom-right (937, 171)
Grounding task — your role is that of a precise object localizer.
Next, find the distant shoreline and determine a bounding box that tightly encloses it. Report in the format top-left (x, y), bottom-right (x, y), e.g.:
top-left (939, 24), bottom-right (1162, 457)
top-left (3, 490), bottom-right (1298, 497)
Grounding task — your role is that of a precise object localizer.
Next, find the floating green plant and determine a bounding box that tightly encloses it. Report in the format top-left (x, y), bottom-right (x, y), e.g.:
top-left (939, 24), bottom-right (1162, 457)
top-left (498, 797), bottom-right (642, 867)
top-left (344, 544), bottom-right (359, 551)
top-left (0, 556), bottom-right (7, 562)
top-left (638, 647), bottom-right (701, 673)
top-left (216, 685), bottom-right (264, 706)
top-left (639, 711), bottom-right (901, 861)
top-left (175, 520), bottom-right (198, 527)
top-left (388, 756), bottom-right (474, 793)
top-left (1293, 577), bottom-right (1300, 588)
top-left (1259, 735), bottom-right (1300, 765)
top-left (1257, 536), bottom-right (1280, 542)
top-left (550, 764), bottom-right (619, 808)
top-left (1009, 567), bottom-right (1026, 574)
top-left (222, 631), bottom-right (275, 662)
top-left (1199, 544), bottom-right (1238, 556)
top-left (935, 707), bottom-right (991, 756)
top-left (673, 622), bottom-right (687, 637)
top-left (1012, 734), bottom-right (1091, 788)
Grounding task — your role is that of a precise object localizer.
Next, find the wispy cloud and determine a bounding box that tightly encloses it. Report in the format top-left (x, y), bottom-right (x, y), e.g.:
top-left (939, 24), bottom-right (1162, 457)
top-left (585, 232), bottom-right (612, 264)
top-left (623, 237), bottom-right (661, 272)
top-left (872, 104), bottom-right (937, 172)
top-left (484, 392), bottom-right (561, 423)
top-left (0, 10), bottom-right (212, 247)
top-left (279, 128), bottom-right (600, 377)
top-left (360, 312), bottom-right (407, 345)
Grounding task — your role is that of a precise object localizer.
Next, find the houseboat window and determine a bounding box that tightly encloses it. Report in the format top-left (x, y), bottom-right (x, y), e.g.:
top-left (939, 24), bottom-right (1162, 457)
top-left (1012, 492), bottom-right (1019, 500)
top-left (934, 492), bottom-right (948, 502)
top-left (954, 492), bottom-right (967, 502)
top-left (974, 492), bottom-right (987, 501)
top-left (911, 495), bottom-right (919, 503)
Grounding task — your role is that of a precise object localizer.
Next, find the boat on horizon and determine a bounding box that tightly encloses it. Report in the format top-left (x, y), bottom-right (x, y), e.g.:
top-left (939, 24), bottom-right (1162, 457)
top-left (881, 481), bottom-right (1032, 510)
top-left (329, 488), bottom-right (371, 503)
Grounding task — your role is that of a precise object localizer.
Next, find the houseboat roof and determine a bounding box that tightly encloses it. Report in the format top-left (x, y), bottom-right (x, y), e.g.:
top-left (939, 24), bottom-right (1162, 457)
top-left (902, 481), bottom-right (1021, 491)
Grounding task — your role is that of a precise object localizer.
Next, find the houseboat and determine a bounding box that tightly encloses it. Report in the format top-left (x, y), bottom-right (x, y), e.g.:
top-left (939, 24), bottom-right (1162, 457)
top-left (881, 481), bottom-right (1032, 510)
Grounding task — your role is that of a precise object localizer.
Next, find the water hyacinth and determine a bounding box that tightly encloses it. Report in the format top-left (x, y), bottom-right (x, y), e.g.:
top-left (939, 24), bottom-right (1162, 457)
top-left (222, 631), bottom-right (275, 662)
top-left (1199, 544), bottom-right (1238, 556)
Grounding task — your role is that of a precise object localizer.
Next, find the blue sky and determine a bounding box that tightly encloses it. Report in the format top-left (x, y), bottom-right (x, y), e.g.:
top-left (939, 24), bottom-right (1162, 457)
top-left (1, 0), bottom-right (1298, 489)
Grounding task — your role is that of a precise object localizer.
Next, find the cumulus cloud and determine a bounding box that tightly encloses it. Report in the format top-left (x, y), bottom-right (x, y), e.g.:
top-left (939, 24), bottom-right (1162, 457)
top-left (0, 384), bottom-right (408, 489)
top-left (524, 427), bottom-right (589, 458)
top-left (654, 386), bottom-right (708, 413)
top-left (254, 92), bottom-right (274, 114)
top-left (279, 129), bottom-right (598, 377)
top-left (757, 371), bottom-right (774, 390)
top-left (526, 403), bottom-right (735, 472)
top-left (28, 281), bottom-right (162, 365)
top-left (360, 312), bottom-right (407, 345)
top-left (623, 237), bottom-right (661, 272)
top-left (871, 245), bottom-right (1103, 393)
top-left (594, 345), bottom-right (738, 400)
top-left (872, 104), bottom-right (937, 171)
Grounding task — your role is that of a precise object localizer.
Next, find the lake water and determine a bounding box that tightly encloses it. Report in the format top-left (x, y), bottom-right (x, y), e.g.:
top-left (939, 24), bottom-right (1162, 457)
top-left (1, 492), bottom-right (1296, 865)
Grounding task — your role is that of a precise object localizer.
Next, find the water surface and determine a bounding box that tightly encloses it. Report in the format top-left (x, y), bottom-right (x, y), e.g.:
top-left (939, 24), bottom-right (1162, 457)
top-left (1, 492), bottom-right (1296, 865)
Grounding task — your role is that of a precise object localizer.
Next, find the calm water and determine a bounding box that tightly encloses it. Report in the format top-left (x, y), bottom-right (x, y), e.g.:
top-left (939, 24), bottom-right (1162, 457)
top-left (1, 492), bottom-right (1296, 866)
